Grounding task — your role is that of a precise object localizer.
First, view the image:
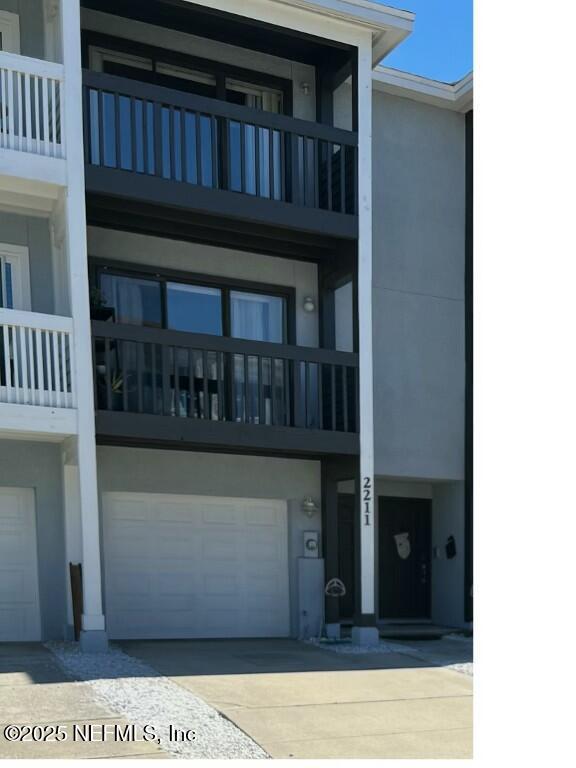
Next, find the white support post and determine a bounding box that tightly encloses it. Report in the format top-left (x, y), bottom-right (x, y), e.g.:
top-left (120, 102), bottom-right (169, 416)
top-left (60, 0), bottom-right (107, 651)
top-left (61, 438), bottom-right (82, 638)
top-left (352, 34), bottom-right (379, 646)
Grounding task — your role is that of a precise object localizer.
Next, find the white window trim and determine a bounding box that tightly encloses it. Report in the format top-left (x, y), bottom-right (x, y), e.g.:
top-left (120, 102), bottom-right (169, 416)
top-left (0, 243), bottom-right (31, 311)
top-left (0, 10), bottom-right (21, 54)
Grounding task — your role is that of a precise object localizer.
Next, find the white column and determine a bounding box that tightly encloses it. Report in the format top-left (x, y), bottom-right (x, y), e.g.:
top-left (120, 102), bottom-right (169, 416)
top-left (61, 438), bottom-right (82, 635)
top-left (60, 0), bottom-right (107, 650)
top-left (352, 35), bottom-right (378, 645)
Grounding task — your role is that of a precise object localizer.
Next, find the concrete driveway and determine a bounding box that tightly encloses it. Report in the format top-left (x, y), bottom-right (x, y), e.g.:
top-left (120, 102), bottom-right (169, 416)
top-left (0, 643), bottom-right (165, 759)
top-left (123, 638), bottom-right (473, 759)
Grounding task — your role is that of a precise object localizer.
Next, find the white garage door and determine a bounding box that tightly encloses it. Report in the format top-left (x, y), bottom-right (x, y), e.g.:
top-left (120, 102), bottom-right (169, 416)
top-left (103, 493), bottom-right (290, 639)
top-left (0, 488), bottom-right (41, 641)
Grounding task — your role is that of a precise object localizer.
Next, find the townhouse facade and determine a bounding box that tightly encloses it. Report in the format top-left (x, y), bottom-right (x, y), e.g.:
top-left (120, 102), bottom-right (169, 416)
top-left (0, 0), bottom-right (472, 650)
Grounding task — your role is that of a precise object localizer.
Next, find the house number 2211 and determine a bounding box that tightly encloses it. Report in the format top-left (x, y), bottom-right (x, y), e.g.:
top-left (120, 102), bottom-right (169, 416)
top-left (363, 477), bottom-right (373, 526)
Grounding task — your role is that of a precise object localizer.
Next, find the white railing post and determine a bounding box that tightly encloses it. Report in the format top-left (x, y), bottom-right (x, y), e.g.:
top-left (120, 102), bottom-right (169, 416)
top-left (60, 0), bottom-right (107, 652)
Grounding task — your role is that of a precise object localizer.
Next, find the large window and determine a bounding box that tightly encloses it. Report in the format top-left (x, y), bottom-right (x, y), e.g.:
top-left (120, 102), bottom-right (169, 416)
top-left (94, 267), bottom-right (289, 343)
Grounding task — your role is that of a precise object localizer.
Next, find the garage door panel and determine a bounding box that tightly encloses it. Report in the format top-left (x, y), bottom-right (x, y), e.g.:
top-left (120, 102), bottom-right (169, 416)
top-left (0, 488), bottom-right (41, 641)
top-left (103, 493), bottom-right (289, 639)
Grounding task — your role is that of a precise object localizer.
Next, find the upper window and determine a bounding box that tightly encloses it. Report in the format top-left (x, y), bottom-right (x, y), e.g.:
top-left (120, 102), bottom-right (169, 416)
top-left (0, 244), bottom-right (31, 311)
top-left (99, 273), bottom-right (162, 327)
top-left (95, 268), bottom-right (289, 343)
top-left (89, 45), bottom-right (284, 114)
top-left (230, 291), bottom-right (285, 343)
top-left (166, 282), bottom-right (222, 336)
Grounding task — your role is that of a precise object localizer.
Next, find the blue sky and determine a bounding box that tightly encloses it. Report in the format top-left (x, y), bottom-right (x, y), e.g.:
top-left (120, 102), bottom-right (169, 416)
top-left (379, 1), bottom-right (472, 83)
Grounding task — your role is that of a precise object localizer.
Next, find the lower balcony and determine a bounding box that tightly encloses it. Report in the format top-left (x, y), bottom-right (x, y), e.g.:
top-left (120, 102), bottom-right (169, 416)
top-left (92, 322), bottom-right (359, 456)
top-left (0, 309), bottom-right (77, 436)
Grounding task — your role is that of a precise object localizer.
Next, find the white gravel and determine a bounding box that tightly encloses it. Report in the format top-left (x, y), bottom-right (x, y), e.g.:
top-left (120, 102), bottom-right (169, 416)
top-left (306, 638), bottom-right (416, 655)
top-left (47, 643), bottom-right (268, 760)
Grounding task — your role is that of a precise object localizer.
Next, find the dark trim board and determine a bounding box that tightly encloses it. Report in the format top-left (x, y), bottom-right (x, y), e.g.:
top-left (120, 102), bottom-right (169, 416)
top-left (84, 166), bottom-right (358, 242)
top-left (86, 195), bottom-right (356, 263)
top-left (95, 411), bottom-right (359, 457)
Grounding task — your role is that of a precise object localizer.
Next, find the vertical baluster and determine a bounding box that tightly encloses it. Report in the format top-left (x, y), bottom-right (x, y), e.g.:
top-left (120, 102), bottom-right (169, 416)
top-left (131, 97), bottom-right (137, 171)
top-left (24, 73), bottom-right (31, 153)
top-left (41, 75), bottom-right (49, 154)
top-left (203, 350), bottom-right (209, 419)
top-left (114, 92), bottom-right (121, 169)
top-left (52, 330), bottom-right (61, 407)
top-left (7, 68), bottom-right (15, 150)
top-left (34, 75), bottom-right (40, 153)
top-left (136, 342), bottom-right (143, 412)
top-left (120, 341), bottom-right (128, 413)
top-left (340, 144), bottom-right (346, 213)
top-left (243, 353), bottom-right (249, 423)
top-left (169, 107), bottom-right (176, 181)
top-left (18, 326), bottom-right (28, 404)
top-left (142, 99), bottom-right (149, 173)
top-left (342, 366), bottom-right (349, 432)
top-left (327, 142), bottom-right (333, 211)
top-left (16, 71), bottom-right (23, 152)
top-left (45, 330), bottom-right (53, 406)
top-left (279, 130), bottom-right (286, 201)
top-left (240, 123), bottom-right (246, 193)
top-left (195, 112), bottom-right (202, 185)
top-left (181, 109), bottom-right (188, 182)
top-left (291, 358), bottom-right (300, 428)
top-left (270, 358), bottom-right (276, 426)
top-left (13, 326), bottom-right (21, 403)
top-left (154, 101), bottom-right (163, 177)
top-left (58, 80), bottom-right (64, 157)
top-left (173, 347), bottom-right (180, 416)
top-left (35, 329), bottom-right (45, 406)
top-left (217, 352), bottom-right (224, 421)
top-left (151, 342), bottom-right (158, 415)
top-left (255, 125), bottom-right (261, 198)
top-left (2, 325), bottom-right (12, 401)
top-left (50, 78), bottom-right (57, 156)
top-left (284, 359), bottom-right (290, 427)
top-left (304, 360), bottom-right (310, 428)
top-left (313, 138), bottom-right (320, 209)
top-left (28, 326), bottom-right (36, 403)
top-left (1, 69), bottom-right (6, 148)
top-left (211, 116), bottom-right (218, 188)
top-left (60, 332), bottom-right (68, 405)
top-left (258, 356), bottom-right (264, 425)
top-left (98, 89), bottom-right (105, 168)
top-left (187, 349), bottom-right (194, 417)
top-left (331, 364), bottom-right (336, 431)
top-left (104, 338), bottom-right (112, 410)
top-left (268, 129), bottom-right (275, 201)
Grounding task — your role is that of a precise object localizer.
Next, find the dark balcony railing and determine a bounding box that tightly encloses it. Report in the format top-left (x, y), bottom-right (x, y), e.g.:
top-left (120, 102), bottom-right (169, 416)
top-left (92, 322), bottom-right (358, 435)
top-left (83, 71), bottom-right (358, 216)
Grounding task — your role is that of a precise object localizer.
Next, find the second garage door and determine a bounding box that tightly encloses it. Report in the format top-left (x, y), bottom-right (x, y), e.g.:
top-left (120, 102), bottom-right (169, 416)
top-left (103, 492), bottom-right (290, 639)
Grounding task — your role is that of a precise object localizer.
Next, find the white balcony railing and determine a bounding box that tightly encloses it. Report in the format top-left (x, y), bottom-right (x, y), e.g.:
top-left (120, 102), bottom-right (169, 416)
top-left (0, 309), bottom-right (75, 409)
top-left (0, 52), bottom-right (65, 159)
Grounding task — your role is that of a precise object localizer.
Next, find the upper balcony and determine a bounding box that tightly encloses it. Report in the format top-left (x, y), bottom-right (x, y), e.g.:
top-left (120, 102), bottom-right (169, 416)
top-left (82, 70), bottom-right (358, 244)
top-left (79, 0), bottom-right (362, 253)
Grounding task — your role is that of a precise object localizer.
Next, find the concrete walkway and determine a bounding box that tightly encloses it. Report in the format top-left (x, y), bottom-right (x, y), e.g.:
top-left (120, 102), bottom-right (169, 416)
top-left (123, 638), bottom-right (473, 759)
top-left (0, 643), bottom-right (165, 759)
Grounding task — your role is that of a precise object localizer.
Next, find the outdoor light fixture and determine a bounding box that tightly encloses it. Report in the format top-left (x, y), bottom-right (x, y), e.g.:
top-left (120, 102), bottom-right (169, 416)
top-left (301, 496), bottom-right (319, 517)
top-left (303, 296), bottom-right (316, 313)
top-left (300, 82), bottom-right (311, 95)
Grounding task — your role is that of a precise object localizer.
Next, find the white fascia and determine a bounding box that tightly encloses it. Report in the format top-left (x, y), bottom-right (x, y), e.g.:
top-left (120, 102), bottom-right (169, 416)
top-left (373, 67), bottom-right (473, 112)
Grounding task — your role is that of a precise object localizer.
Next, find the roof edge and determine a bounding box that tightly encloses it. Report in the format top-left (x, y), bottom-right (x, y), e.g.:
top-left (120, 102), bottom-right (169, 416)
top-left (373, 66), bottom-right (473, 112)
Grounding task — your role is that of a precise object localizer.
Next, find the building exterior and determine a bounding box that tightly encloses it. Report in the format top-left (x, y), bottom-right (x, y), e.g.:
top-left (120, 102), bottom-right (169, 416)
top-left (0, 0), bottom-right (472, 650)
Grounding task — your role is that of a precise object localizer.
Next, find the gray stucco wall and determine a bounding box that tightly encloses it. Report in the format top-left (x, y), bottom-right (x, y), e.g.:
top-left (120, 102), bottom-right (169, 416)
top-left (372, 91), bottom-right (466, 481)
top-left (0, 211), bottom-right (54, 314)
top-left (96, 447), bottom-right (322, 638)
top-left (431, 482), bottom-right (466, 628)
top-left (0, 0), bottom-right (44, 58)
top-left (87, 227), bottom-right (319, 347)
top-left (0, 440), bottom-right (66, 640)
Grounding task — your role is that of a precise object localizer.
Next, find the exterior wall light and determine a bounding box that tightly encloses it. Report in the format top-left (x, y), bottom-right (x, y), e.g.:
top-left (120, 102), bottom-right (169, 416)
top-left (300, 82), bottom-right (311, 95)
top-left (303, 296), bottom-right (316, 313)
top-left (301, 496), bottom-right (319, 517)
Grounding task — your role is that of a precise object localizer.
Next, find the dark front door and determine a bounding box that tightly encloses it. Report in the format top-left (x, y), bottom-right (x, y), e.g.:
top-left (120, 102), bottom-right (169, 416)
top-left (379, 497), bottom-right (431, 619)
top-left (337, 493), bottom-right (355, 620)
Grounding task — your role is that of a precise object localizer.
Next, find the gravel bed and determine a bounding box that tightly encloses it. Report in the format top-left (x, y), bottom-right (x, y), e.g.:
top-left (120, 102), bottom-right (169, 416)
top-left (47, 642), bottom-right (268, 760)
